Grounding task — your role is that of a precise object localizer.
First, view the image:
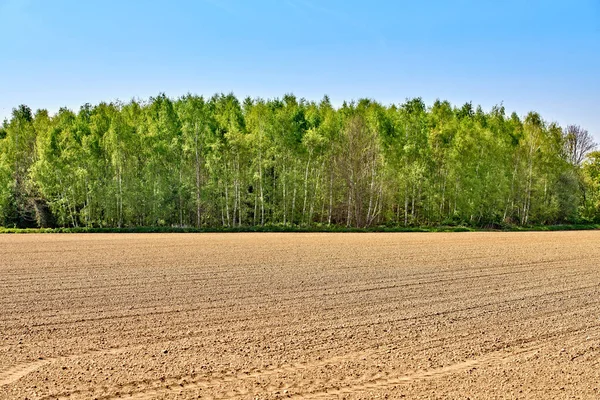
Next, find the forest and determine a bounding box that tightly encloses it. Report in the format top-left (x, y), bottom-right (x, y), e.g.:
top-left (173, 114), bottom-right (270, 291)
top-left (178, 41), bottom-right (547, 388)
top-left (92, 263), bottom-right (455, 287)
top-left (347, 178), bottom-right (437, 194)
top-left (0, 93), bottom-right (599, 229)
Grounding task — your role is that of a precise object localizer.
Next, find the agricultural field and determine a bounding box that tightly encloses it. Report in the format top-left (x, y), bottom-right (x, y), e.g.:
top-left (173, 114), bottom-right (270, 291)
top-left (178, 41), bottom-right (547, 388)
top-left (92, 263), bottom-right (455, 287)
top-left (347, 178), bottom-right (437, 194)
top-left (1, 232), bottom-right (600, 399)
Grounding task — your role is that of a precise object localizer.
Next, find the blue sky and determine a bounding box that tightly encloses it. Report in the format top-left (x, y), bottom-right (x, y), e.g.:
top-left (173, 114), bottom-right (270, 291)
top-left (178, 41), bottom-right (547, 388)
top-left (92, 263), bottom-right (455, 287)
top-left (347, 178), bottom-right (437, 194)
top-left (1, 0), bottom-right (599, 138)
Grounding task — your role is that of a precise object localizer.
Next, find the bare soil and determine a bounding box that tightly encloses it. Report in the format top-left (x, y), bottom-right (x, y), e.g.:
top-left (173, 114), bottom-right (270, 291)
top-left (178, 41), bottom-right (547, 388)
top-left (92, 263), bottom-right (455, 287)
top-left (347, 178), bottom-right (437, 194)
top-left (1, 232), bottom-right (600, 399)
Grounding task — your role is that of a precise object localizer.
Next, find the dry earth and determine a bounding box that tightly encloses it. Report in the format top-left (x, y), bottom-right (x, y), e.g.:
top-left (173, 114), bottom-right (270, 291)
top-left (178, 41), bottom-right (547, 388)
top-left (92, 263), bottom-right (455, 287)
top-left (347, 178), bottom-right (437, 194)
top-left (1, 232), bottom-right (600, 399)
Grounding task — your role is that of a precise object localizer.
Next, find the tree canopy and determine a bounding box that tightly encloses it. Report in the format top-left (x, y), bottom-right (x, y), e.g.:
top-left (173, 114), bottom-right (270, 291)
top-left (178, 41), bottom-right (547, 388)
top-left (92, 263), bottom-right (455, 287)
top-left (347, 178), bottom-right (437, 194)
top-left (0, 94), bottom-right (597, 229)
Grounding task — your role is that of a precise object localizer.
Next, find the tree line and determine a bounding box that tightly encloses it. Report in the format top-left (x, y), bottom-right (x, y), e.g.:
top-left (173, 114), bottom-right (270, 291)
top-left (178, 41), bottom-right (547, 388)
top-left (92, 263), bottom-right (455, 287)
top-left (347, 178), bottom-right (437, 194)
top-left (0, 94), bottom-right (598, 229)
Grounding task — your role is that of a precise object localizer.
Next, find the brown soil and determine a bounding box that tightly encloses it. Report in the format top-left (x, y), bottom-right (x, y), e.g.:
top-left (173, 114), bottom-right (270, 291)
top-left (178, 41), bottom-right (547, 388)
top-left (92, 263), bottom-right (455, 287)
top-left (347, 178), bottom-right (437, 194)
top-left (1, 232), bottom-right (600, 399)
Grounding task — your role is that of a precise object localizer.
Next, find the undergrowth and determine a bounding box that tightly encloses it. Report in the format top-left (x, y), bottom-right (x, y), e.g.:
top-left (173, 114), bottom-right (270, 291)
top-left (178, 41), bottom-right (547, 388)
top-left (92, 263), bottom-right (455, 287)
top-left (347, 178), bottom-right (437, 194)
top-left (1, 224), bottom-right (599, 234)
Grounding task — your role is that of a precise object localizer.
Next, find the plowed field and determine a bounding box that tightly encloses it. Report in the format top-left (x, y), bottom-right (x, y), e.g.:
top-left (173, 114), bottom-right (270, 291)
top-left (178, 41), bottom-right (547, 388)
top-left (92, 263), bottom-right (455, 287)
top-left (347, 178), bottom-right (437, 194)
top-left (1, 232), bottom-right (600, 399)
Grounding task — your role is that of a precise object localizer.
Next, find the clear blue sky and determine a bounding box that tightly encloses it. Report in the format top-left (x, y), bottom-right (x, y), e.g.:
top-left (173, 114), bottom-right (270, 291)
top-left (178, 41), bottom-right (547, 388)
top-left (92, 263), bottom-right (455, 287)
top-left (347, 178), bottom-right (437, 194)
top-left (1, 0), bottom-right (599, 138)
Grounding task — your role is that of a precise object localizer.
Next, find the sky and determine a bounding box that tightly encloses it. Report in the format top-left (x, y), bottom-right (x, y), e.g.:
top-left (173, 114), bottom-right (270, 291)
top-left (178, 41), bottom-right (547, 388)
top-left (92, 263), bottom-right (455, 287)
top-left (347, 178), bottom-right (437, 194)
top-left (1, 0), bottom-right (599, 138)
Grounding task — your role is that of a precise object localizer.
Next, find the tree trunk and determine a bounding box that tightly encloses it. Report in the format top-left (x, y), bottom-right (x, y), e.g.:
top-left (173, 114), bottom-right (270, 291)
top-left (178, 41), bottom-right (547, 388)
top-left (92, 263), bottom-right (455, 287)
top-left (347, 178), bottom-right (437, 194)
top-left (194, 122), bottom-right (202, 227)
top-left (302, 151), bottom-right (311, 225)
top-left (291, 164), bottom-right (297, 226)
top-left (328, 166), bottom-right (334, 225)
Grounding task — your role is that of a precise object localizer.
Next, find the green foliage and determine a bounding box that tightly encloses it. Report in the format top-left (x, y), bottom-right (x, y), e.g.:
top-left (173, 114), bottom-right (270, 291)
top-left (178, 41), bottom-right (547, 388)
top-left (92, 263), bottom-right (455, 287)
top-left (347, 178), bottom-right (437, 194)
top-left (0, 95), bottom-right (597, 229)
